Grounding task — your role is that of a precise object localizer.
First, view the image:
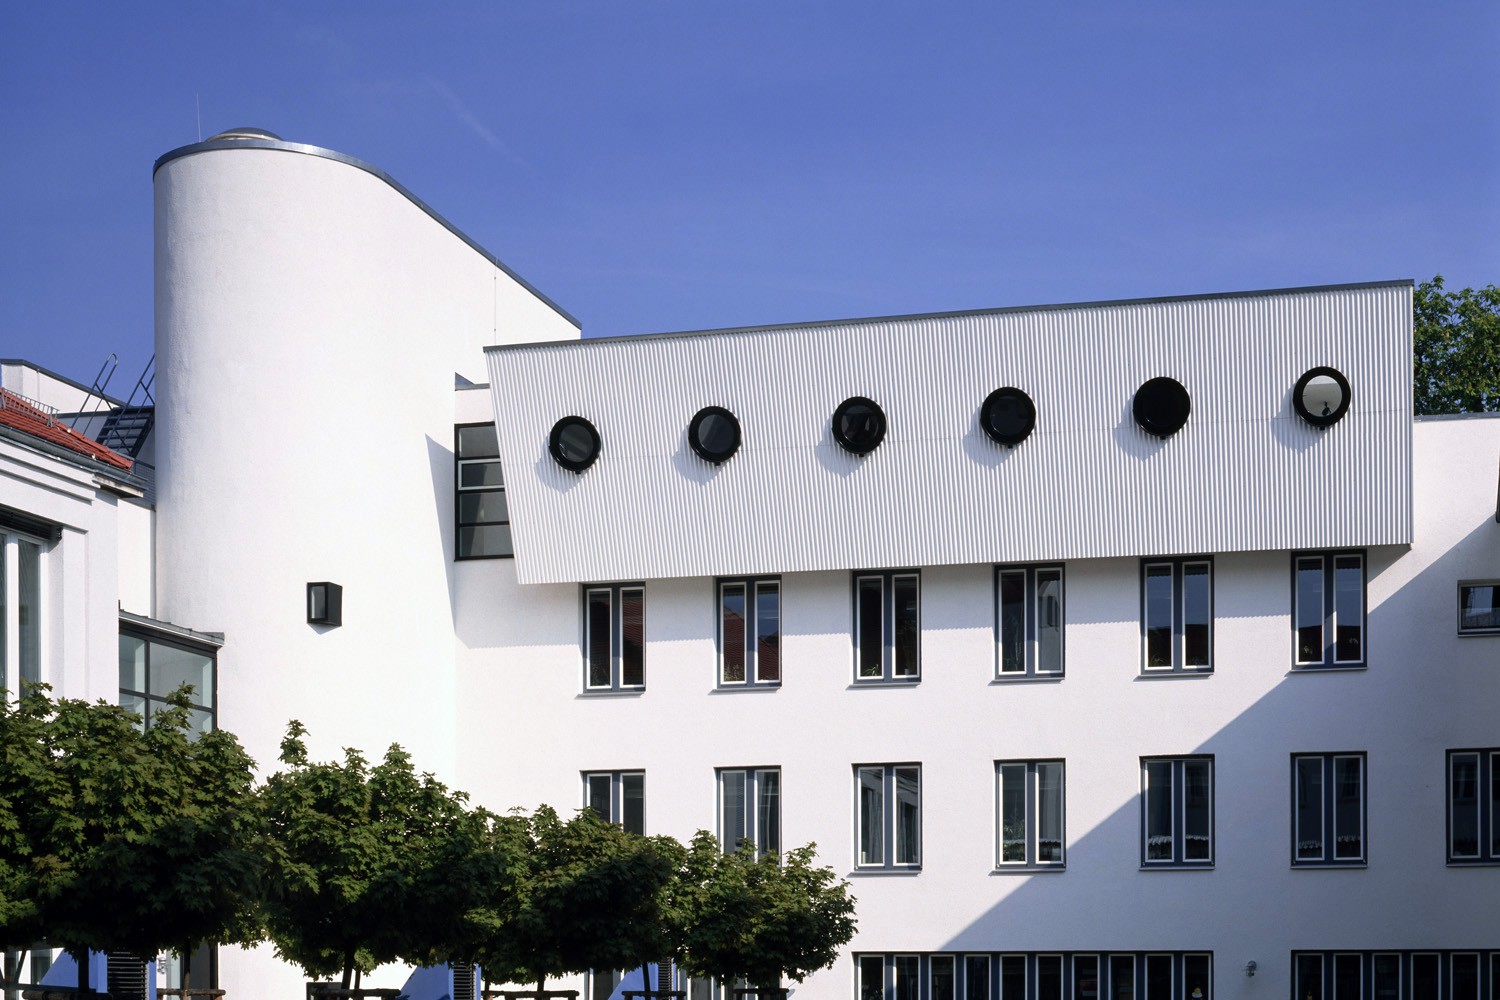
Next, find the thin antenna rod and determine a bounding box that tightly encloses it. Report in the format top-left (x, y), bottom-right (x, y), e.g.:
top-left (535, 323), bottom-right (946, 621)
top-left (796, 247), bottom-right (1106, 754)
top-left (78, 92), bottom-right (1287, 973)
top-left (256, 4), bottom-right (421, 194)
top-left (195, 94), bottom-right (202, 141)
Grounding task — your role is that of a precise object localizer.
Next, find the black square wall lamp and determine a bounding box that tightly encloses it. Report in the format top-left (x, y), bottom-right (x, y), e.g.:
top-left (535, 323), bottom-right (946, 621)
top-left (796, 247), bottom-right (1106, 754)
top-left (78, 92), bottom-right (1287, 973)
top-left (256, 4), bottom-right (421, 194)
top-left (307, 582), bottom-right (343, 627)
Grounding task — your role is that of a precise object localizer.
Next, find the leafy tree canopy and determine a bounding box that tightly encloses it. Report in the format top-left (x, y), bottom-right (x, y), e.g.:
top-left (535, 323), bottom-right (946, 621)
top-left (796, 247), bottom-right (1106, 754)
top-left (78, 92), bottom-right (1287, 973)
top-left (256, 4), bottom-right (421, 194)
top-left (1414, 276), bottom-right (1500, 414)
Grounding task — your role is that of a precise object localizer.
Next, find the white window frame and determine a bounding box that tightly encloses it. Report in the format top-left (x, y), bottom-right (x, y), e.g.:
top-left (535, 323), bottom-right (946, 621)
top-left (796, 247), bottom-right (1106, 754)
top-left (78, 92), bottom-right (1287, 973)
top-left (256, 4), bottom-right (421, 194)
top-left (854, 763), bottom-right (921, 870)
top-left (995, 759), bottom-right (1066, 870)
top-left (995, 564), bottom-right (1065, 679)
top-left (1446, 749), bottom-right (1499, 864)
top-left (1140, 756), bottom-right (1214, 867)
top-left (1292, 752), bottom-right (1366, 866)
top-left (582, 770), bottom-right (645, 835)
top-left (1140, 557), bottom-right (1213, 674)
top-left (2, 528), bottom-right (49, 702)
top-left (1457, 580), bottom-right (1500, 637)
top-left (717, 577), bottom-right (781, 687)
top-left (853, 571), bottom-right (921, 683)
top-left (717, 766), bottom-right (781, 857)
top-left (1293, 551), bottom-right (1366, 668)
top-left (582, 584), bottom-right (646, 692)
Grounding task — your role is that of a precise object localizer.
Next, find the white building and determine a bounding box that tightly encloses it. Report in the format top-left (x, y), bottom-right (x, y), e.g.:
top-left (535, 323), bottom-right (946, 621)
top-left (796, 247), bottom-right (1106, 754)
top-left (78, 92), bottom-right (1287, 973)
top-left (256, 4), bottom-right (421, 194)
top-left (2, 129), bottom-right (1497, 1000)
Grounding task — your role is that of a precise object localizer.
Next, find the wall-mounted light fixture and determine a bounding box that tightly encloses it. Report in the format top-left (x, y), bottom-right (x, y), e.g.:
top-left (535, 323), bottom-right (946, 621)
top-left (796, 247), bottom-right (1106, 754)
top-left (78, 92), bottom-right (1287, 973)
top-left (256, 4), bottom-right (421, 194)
top-left (307, 582), bottom-right (343, 627)
top-left (1245, 962), bottom-right (1257, 978)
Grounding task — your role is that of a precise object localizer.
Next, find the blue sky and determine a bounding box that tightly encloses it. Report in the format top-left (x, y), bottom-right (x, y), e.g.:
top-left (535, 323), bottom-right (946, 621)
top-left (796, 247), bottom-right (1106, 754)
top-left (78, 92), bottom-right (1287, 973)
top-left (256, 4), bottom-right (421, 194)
top-left (2, 2), bottom-right (1496, 386)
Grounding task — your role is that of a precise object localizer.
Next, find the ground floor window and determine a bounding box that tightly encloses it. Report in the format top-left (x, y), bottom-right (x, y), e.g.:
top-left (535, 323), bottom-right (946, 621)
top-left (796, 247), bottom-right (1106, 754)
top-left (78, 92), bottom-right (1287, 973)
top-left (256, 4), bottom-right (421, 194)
top-left (1293, 952), bottom-right (1500, 1000)
top-left (857, 952), bottom-right (1210, 1000)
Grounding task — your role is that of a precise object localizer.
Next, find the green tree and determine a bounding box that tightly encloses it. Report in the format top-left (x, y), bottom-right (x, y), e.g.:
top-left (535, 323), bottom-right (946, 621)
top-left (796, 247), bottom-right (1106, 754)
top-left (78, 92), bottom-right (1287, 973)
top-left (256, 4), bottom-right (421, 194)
top-left (0, 685), bottom-right (57, 951)
top-left (474, 806), bottom-right (678, 994)
top-left (259, 722), bottom-right (486, 990)
top-left (1414, 276), bottom-right (1500, 414)
top-left (678, 836), bottom-right (856, 993)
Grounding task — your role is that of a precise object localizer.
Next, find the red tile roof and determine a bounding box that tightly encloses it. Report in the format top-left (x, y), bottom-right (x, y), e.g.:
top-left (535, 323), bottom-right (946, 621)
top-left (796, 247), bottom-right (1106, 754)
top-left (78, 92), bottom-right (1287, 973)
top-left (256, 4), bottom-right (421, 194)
top-left (0, 388), bottom-right (133, 472)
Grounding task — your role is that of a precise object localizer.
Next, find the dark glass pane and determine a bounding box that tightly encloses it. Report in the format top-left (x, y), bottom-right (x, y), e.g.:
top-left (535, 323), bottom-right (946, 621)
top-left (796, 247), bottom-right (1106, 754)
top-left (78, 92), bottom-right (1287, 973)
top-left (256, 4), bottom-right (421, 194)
top-left (757, 770), bottom-right (780, 856)
top-left (755, 582), bottom-right (780, 683)
top-left (998, 571), bottom-right (1026, 673)
top-left (1333, 955), bottom-right (1360, 1000)
top-left (1296, 955), bottom-right (1322, 1000)
top-left (119, 634), bottom-right (145, 692)
top-left (1492, 753), bottom-right (1500, 856)
top-left (1451, 955), bottom-right (1478, 1000)
top-left (621, 772), bottom-right (645, 835)
top-left (894, 957), bottom-right (920, 1000)
top-left (893, 576), bottom-right (919, 677)
top-left (18, 540), bottom-right (39, 686)
top-left (621, 589), bottom-right (645, 687)
top-left (1183, 956), bottom-right (1209, 1000)
top-left (721, 584), bottom-right (746, 684)
top-left (1037, 569), bottom-right (1063, 674)
top-left (932, 956), bottom-right (955, 1000)
top-left (586, 591), bottom-right (612, 687)
top-left (894, 766), bottom-right (920, 865)
top-left (1182, 562), bottom-right (1210, 667)
top-left (1411, 955), bottom-right (1438, 1000)
top-left (1037, 762), bottom-right (1064, 863)
top-left (1372, 955), bottom-right (1399, 1000)
top-left (999, 763), bottom-right (1027, 862)
top-left (1296, 558), bottom-right (1324, 662)
top-left (1334, 556), bottom-right (1362, 661)
top-left (966, 957), bottom-right (991, 1000)
top-left (148, 642), bottom-right (215, 708)
top-left (586, 774), bottom-right (611, 821)
top-left (1110, 957), bottom-right (1136, 1000)
top-left (693, 411), bottom-right (738, 458)
top-left (720, 770), bottom-right (746, 850)
top-left (458, 490), bottom-right (508, 524)
top-left (1145, 565), bottom-right (1173, 668)
top-left (459, 461), bottom-right (505, 488)
top-left (1145, 761), bottom-right (1173, 861)
top-left (1074, 956), bottom-right (1099, 1000)
top-left (1038, 957), bottom-right (1062, 1000)
top-left (1296, 758), bottom-right (1324, 859)
top-left (558, 422), bottom-right (597, 464)
top-left (1146, 956), bottom-right (1173, 1000)
top-left (858, 767), bottom-right (883, 865)
top-left (1451, 753), bottom-right (1480, 857)
top-left (860, 957), bottom-right (886, 1000)
top-left (591, 970), bottom-right (618, 1000)
top-left (1333, 757), bottom-right (1362, 859)
top-left (456, 423), bottom-right (499, 458)
top-left (459, 524), bottom-right (512, 558)
top-left (1460, 583), bottom-right (1499, 630)
top-left (857, 578), bottom-right (884, 678)
top-left (1183, 760), bottom-right (1212, 861)
top-left (1000, 957), bottom-right (1026, 1000)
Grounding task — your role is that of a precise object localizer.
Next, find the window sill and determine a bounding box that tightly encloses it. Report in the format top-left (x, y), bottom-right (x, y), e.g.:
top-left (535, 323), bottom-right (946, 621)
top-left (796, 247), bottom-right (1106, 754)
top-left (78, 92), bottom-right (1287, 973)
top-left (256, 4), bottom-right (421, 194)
top-left (849, 679), bottom-right (922, 689)
top-left (1139, 864), bottom-right (1214, 871)
top-left (991, 865), bottom-right (1066, 875)
top-left (1136, 669), bottom-right (1213, 680)
top-left (1290, 862), bottom-right (1367, 869)
top-left (1446, 859), bottom-right (1500, 866)
top-left (455, 553), bottom-right (514, 561)
top-left (1456, 631), bottom-right (1500, 638)
top-left (1288, 664), bottom-right (1368, 674)
top-left (849, 867), bottom-right (922, 877)
top-left (992, 673), bottom-right (1064, 684)
top-left (711, 684), bottom-right (781, 694)
top-left (578, 688), bottom-right (646, 698)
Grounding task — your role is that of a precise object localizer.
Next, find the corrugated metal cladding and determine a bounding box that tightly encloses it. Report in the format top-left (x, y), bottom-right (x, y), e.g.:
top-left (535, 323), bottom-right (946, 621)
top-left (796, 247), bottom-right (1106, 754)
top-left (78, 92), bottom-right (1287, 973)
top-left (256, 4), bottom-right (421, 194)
top-left (486, 283), bottom-right (1413, 585)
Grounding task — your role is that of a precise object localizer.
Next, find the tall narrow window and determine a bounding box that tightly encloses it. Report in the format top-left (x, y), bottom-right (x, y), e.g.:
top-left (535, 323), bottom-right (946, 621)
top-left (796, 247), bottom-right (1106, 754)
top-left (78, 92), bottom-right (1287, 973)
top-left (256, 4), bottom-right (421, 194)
top-left (1447, 749), bottom-right (1499, 863)
top-left (1292, 753), bottom-right (1365, 865)
top-left (718, 767), bottom-right (780, 857)
top-left (932, 956), bottom-right (956, 1000)
top-left (455, 423), bottom-right (511, 558)
top-left (853, 572), bottom-right (920, 682)
top-left (1141, 757), bottom-right (1214, 867)
top-left (1140, 559), bottom-right (1212, 673)
top-left (582, 585), bottom-right (645, 691)
top-left (995, 760), bottom-right (1066, 868)
top-left (855, 764), bottom-right (921, 869)
top-left (996, 565), bottom-right (1065, 678)
top-left (966, 957), bottom-right (991, 1000)
top-left (1, 530), bottom-right (48, 695)
top-left (718, 578), bottom-right (781, 687)
top-left (1293, 552), bottom-right (1366, 668)
top-left (583, 771), bottom-right (645, 835)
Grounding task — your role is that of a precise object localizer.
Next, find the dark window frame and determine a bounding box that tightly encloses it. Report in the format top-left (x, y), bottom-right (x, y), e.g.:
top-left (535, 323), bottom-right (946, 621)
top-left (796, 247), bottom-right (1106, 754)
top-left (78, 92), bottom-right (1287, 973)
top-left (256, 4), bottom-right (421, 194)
top-left (1140, 756), bottom-right (1215, 868)
top-left (716, 576), bottom-right (782, 688)
top-left (852, 570), bottom-right (921, 684)
top-left (582, 583), bottom-right (646, 692)
top-left (583, 769), bottom-right (645, 835)
top-left (1292, 551), bottom-right (1367, 669)
top-left (1139, 556), bottom-right (1214, 674)
top-left (995, 564), bottom-right (1066, 679)
top-left (118, 625), bottom-right (218, 733)
top-left (1291, 752), bottom-right (1367, 867)
top-left (454, 422), bottom-right (512, 560)
top-left (856, 952), bottom-right (1212, 1000)
top-left (1457, 580), bottom-right (1500, 637)
top-left (995, 759), bottom-right (1067, 871)
top-left (1446, 748), bottom-right (1500, 865)
top-left (717, 766), bottom-right (781, 857)
top-left (854, 763), bottom-right (922, 871)
top-left (1290, 951), bottom-right (1500, 1000)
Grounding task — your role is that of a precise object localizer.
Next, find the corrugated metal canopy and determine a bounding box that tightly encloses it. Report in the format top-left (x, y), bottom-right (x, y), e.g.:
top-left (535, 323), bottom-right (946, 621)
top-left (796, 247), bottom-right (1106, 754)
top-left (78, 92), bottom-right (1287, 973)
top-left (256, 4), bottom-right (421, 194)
top-left (486, 282), bottom-right (1414, 585)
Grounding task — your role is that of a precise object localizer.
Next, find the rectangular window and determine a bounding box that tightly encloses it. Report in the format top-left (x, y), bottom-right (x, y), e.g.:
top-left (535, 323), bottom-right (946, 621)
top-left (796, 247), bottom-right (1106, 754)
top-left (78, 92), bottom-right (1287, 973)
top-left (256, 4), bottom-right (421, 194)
top-left (932, 956), bottom-right (956, 1000)
top-left (583, 771), bottom-right (644, 835)
top-left (719, 578), bottom-right (781, 686)
top-left (996, 759), bottom-right (1066, 868)
top-left (1141, 757), bottom-right (1213, 867)
top-left (1293, 552), bottom-right (1366, 667)
top-left (455, 423), bottom-right (511, 559)
top-left (718, 767), bottom-right (780, 857)
top-left (1292, 954), bottom-right (1500, 1000)
top-left (1, 530), bottom-right (47, 695)
top-left (996, 565), bottom-right (1065, 678)
top-left (1458, 581), bottom-right (1500, 636)
top-left (853, 572), bottom-right (920, 682)
top-left (582, 584), bottom-right (645, 691)
top-left (855, 764), bottom-right (921, 869)
top-left (1140, 558), bottom-right (1212, 673)
top-left (1447, 749), bottom-right (1500, 863)
top-left (966, 957), bottom-right (991, 1000)
top-left (118, 626), bottom-right (217, 735)
top-left (1292, 753), bottom-right (1365, 865)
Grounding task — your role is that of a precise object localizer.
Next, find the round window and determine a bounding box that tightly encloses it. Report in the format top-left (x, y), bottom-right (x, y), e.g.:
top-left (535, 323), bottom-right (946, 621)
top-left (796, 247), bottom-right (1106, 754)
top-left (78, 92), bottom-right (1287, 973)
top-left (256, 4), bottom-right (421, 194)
top-left (831, 396), bottom-right (887, 455)
top-left (548, 415), bottom-right (601, 472)
top-left (1132, 377), bottom-right (1191, 438)
top-left (1292, 367), bottom-right (1351, 428)
top-left (688, 406), bottom-right (742, 464)
top-left (979, 387), bottom-right (1036, 446)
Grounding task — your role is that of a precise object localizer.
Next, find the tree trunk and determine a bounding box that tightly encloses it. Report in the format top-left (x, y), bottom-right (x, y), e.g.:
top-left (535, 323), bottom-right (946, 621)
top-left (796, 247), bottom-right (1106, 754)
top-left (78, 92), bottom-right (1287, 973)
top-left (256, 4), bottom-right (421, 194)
top-left (342, 948), bottom-right (356, 990)
top-left (537, 974), bottom-right (546, 993)
top-left (74, 948), bottom-right (88, 993)
top-left (182, 941), bottom-right (194, 990)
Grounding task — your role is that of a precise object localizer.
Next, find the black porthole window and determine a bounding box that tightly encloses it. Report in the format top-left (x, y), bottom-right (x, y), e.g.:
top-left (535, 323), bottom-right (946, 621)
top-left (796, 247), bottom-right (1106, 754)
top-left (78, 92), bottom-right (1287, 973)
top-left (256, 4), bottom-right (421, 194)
top-left (688, 406), bottom-right (741, 464)
top-left (832, 396), bottom-right (887, 456)
top-left (548, 415), bottom-right (601, 472)
top-left (1292, 366), bottom-right (1351, 428)
top-left (980, 387), bottom-right (1037, 446)
top-left (1132, 377), bottom-right (1192, 438)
